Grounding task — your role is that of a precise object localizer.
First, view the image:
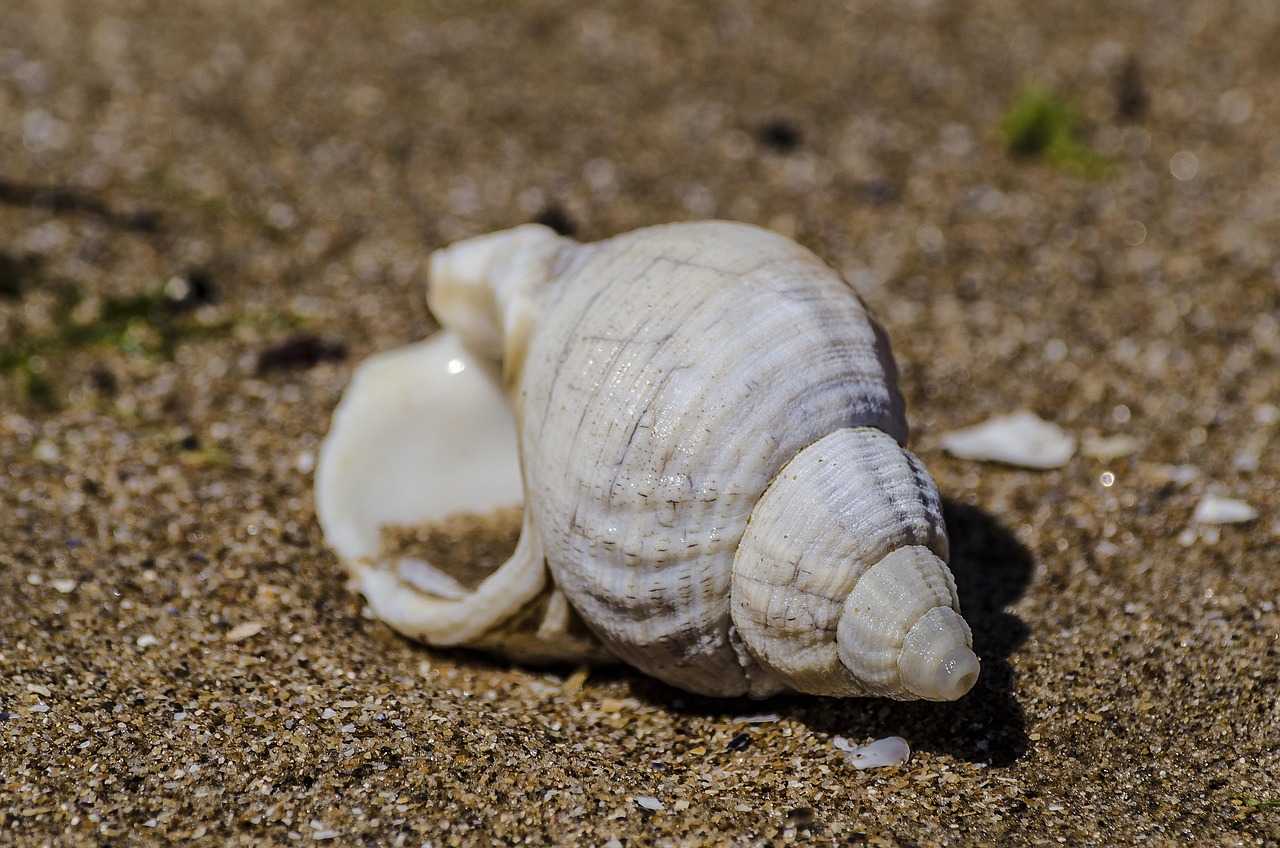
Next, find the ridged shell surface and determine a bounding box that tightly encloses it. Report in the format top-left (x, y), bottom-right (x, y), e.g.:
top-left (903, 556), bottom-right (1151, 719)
top-left (731, 426), bottom-right (952, 697)
top-left (517, 221), bottom-right (907, 696)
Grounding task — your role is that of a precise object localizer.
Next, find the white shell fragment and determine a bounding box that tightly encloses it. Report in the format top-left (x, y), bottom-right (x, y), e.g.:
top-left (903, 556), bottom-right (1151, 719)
top-left (1154, 464), bottom-right (1200, 488)
top-left (316, 221), bottom-right (980, 701)
top-left (833, 735), bottom-right (912, 769)
top-left (732, 713), bottom-right (782, 724)
top-left (1081, 434), bottom-right (1139, 461)
top-left (1191, 494), bottom-right (1258, 525)
top-left (224, 621), bottom-right (266, 642)
top-left (633, 796), bottom-right (665, 812)
top-left (1232, 432), bottom-right (1270, 472)
top-left (939, 410), bottom-right (1076, 469)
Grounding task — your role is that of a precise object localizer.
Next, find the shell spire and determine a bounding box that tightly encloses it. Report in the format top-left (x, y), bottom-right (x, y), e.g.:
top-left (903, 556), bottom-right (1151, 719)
top-left (731, 427), bottom-right (978, 700)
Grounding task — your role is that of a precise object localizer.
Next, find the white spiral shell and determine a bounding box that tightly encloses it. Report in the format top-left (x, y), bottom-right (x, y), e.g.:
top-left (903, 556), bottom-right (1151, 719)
top-left (316, 221), bottom-right (979, 701)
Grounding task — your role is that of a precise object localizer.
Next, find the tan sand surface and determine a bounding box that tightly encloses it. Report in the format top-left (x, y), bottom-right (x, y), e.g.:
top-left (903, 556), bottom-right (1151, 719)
top-left (1, 1), bottom-right (1277, 844)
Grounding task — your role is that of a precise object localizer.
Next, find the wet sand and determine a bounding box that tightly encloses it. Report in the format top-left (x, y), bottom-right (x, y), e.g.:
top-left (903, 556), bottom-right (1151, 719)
top-left (1, 1), bottom-right (1277, 845)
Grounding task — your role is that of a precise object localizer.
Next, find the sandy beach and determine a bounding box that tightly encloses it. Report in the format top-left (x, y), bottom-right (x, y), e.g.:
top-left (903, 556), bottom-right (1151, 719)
top-left (2, 1), bottom-right (1277, 844)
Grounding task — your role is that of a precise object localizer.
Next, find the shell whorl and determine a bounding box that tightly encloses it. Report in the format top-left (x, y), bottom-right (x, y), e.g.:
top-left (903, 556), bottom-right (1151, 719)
top-left (732, 427), bottom-right (977, 700)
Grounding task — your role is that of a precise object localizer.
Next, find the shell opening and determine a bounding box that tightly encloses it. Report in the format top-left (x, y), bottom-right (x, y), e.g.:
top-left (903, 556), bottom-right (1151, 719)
top-left (315, 330), bottom-right (523, 558)
top-left (315, 329), bottom-right (537, 644)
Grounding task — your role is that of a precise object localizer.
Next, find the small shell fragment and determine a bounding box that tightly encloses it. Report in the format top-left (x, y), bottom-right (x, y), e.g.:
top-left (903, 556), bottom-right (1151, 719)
top-left (395, 558), bottom-right (470, 601)
top-left (1153, 464), bottom-right (1200, 487)
top-left (225, 621), bottom-right (266, 642)
top-left (1081, 434), bottom-right (1139, 461)
top-left (634, 795), bottom-right (665, 812)
top-left (940, 411), bottom-right (1076, 469)
top-left (1232, 432), bottom-right (1269, 472)
top-left (1191, 494), bottom-right (1257, 525)
top-left (732, 713), bottom-right (782, 724)
top-left (832, 735), bottom-right (912, 769)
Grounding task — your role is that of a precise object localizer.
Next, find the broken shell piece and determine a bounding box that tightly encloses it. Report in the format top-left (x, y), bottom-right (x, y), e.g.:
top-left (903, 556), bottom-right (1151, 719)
top-left (832, 735), bottom-right (912, 769)
top-left (732, 713), bottom-right (782, 724)
top-left (1153, 464), bottom-right (1199, 488)
top-left (1191, 494), bottom-right (1258, 524)
top-left (940, 411), bottom-right (1076, 469)
top-left (1081, 434), bottom-right (1139, 461)
top-left (1232, 431), bottom-right (1269, 472)
top-left (225, 621), bottom-right (266, 642)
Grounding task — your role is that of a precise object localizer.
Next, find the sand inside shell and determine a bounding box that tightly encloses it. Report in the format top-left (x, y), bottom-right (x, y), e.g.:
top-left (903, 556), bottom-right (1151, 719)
top-left (381, 505), bottom-right (524, 594)
top-left (378, 507), bottom-right (611, 663)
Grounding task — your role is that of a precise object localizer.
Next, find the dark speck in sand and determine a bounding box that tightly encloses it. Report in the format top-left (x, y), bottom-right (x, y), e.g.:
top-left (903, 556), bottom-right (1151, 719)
top-left (256, 335), bottom-right (347, 373)
top-left (758, 118), bottom-right (802, 153)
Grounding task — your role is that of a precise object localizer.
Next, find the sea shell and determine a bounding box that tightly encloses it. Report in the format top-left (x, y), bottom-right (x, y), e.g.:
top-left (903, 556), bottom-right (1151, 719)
top-left (316, 221), bottom-right (979, 700)
top-left (940, 410), bottom-right (1076, 469)
top-left (833, 735), bottom-right (912, 769)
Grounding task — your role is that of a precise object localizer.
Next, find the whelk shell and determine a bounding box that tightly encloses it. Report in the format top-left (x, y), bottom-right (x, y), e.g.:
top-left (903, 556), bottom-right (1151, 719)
top-left (317, 221), bottom-right (979, 701)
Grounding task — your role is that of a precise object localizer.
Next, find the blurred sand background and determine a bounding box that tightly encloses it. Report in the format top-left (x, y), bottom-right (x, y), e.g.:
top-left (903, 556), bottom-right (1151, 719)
top-left (1, 1), bottom-right (1278, 845)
